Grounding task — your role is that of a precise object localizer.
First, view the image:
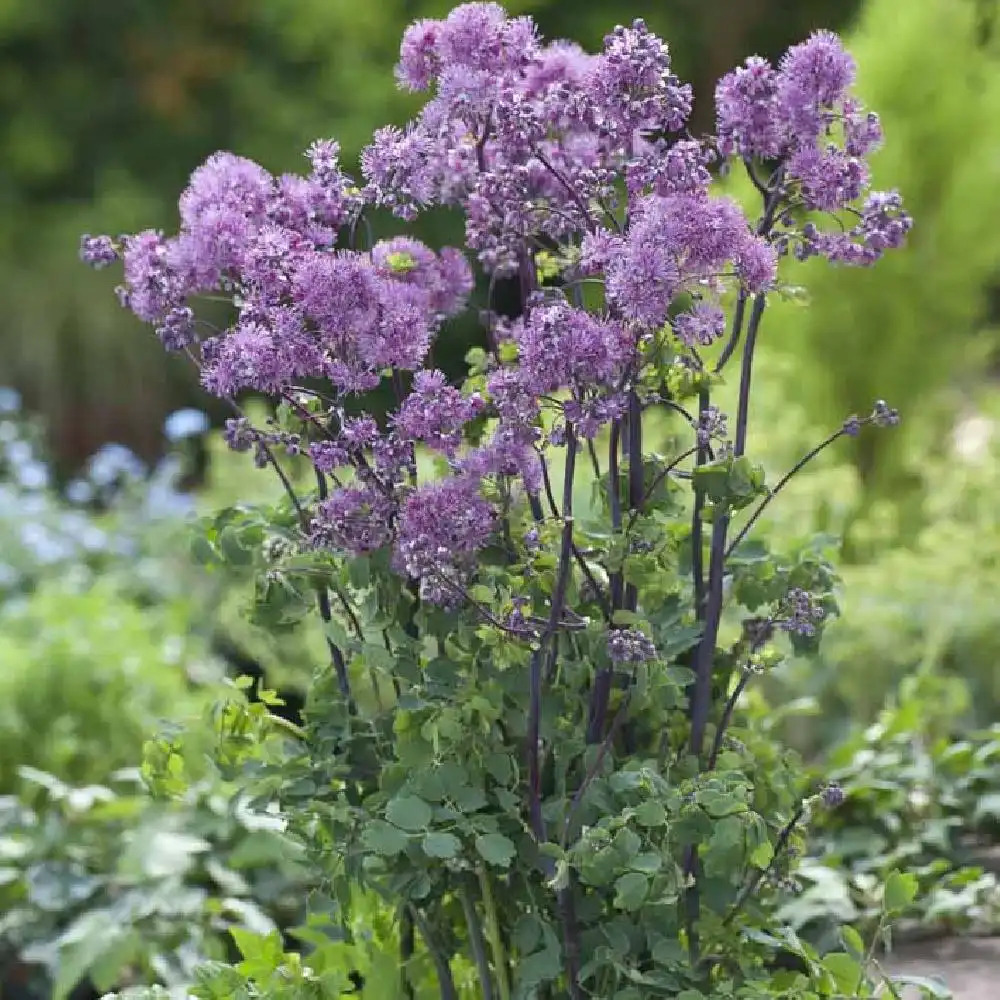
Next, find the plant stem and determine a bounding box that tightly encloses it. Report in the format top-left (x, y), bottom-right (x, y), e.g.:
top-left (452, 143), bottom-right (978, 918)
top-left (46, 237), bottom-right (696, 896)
top-left (527, 425), bottom-right (578, 841)
top-left (314, 467), bottom-right (356, 710)
top-left (461, 880), bottom-right (496, 1000)
top-left (478, 868), bottom-right (512, 1000)
top-left (725, 427), bottom-right (845, 558)
top-left (734, 294), bottom-right (767, 456)
top-left (408, 905), bottom-right (458, 1000)
top-left (707, 670), bottom-right (752, 770)
top-left (723, 802), bottom-right (805, 926)
top-left (400, 906), bottom-right (416, 1000)
top-left (623, 390), bottom-right (644, 614)
top-left (691, 387), bottom-right (711, 621)
top-left (558, 873), bottom-right (585, 1000)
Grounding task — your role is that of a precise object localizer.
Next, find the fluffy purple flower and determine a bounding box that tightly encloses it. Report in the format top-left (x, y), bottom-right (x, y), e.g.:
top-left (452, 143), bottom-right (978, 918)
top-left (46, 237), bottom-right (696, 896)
top-left (514, 302), bottom-right (633, 393)
top-left (779, 587), bottom-right (827, 637)
top-left (313, 485), bottom-right (395, 556)
top-left (607, 194), bottom-right (773, 326)
top-left (200, 324), bottom-right (289, 397)
top-left (433, 246), bottom-right (474, 316)
top-left (80, 234), bottom-right (118, 269)
top-left (625, 139), bottom-right (713, 199)
top-left (394, 475), bottom-right (495, 603)
top-left (393, 369), bottom-right (482, 455)
top-left (397, 19), bottom-right (440, 90)
top-left (371, 238), bottom-right (473, 318)
top-left (787, 146), bottom-right (868, 212)
top-left (607, 628), bottom-right (657, 664)
top-left (155, 306), bottom-right (197, 352)
top-left (776, 31), bottom-right (856, 144)
top-left (673, 302), bottom-right (726, 348)
top-left (715, 56), bottom-right (782, 159)
top-left (586, 19), bottom-right (692, 137)
top-left (120, 230), bottom-right (183, 322)
top-left (462, 427), bottom-right (543, 493)
top-left (308, 440), bottom-right (350, 473)
top-left (179, 152), bottom-right (274, 231)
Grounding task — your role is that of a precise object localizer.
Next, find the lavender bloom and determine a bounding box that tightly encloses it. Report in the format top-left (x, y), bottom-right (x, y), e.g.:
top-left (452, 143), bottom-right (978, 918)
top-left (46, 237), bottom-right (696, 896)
top-left (155, 306), bottom-right (196, 352)
top-left (715, 56), bottom-right (782, 159)
top-left (697, 405), bottom-right (729, 447)
top-left (607, 627), bottom-right (657, 665)
top-left (673, 302), bottom-right (726, 348)
top-left (607, 194), bottom-right (775, 327)
top-left (313, 485), bottom-right (396, 556)
top-left (120, 230), bottom-right (183, 322)
top-left (778, 588), bottom-right (827, 637)
top-left (714, 31), bottom-right (911, 267)
top-left (514, 302), bottom-right (633, 394)
top-left (394, 475), bottom-right (495, 604)
top-left (393, 369), bottom-right (482, 455)
top-left (223, 417), bottom-right (255, 452)
top-left (820, 783), bottom-right (845, 809)
top-left (586, 20), bottom-right (692, 138)
top-left (775, 31), bottom-right (856, 144)
top-left (80, 234), bottom-right (118, 269)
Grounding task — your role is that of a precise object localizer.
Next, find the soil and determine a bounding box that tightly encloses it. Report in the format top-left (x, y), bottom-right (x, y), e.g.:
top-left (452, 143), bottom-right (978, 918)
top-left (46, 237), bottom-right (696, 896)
top-left (884, 936), bottom-right (1000, 998)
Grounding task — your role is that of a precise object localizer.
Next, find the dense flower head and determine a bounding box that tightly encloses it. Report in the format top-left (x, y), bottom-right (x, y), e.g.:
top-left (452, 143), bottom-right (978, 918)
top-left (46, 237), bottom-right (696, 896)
top-left (393, 369), bottom-right (483, 455)
top-left (607, 627), bottom-right (657, 664)
top-left (79, 234), bottom-right (118, 269)
top-left (514, 302), bottom-right (634, 393)
top-left (606, 194), bottom-right (775, 327)
top-left (394, 475), bottom-right (495, 604)
top-left (673, 302), bottom-right (726, 348)
top-left (83, 9), bottom-right (914, 630)
top-left (586, 19), bottom-right (692, 139)
top-left (312, 485), bottom-right (395, 556)
top-left (366, 6), bottom-right (699, 273)
top-left (714, 30), bottom-right (908, 267)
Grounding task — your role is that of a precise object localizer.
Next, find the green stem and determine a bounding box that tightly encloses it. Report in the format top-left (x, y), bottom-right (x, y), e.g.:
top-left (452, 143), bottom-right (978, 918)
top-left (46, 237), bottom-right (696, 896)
top-left (478, 867), bottom-right (512, 1000)
top-left (461, 878), bottom-right (496, 1000)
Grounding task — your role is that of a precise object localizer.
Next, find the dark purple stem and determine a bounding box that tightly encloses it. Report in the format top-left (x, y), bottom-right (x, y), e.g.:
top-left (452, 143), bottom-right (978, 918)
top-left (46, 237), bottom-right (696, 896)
top-left (726, 426), bottom-right (845, 559)
top-left (527, 425), bottom-right (578, 841)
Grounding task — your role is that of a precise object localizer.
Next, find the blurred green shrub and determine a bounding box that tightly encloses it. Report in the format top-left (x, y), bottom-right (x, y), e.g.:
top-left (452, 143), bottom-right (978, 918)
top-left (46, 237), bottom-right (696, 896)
top-left (775, 667), bottom-right (1000, 949)
top-left (0, 579), bottom-right (223, 791)
top-left (0, 764), bottom-right (312, 998)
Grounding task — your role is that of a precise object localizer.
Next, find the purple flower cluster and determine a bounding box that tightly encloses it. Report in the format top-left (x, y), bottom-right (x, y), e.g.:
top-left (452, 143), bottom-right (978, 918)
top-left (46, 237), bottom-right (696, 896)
top-left (607, 628), bottom-right (657, 665)
top-left (82, 6), bottom-right (913, 607)
top-left (716, 31), bottom-right (911, 264)
top-left (778, 588), bottom-right (827, 637)
top-left (364, 8), bottom-right (694, 274)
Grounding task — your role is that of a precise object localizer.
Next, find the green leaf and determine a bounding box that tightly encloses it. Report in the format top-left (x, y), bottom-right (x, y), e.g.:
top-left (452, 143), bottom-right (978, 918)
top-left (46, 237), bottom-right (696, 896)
top-left (884, 870), bottom-right (918, 913)
top-left (634, 800), bottom-right (667, 827)
top-left (613, 872), bottom-right (649, 911)
top-left (361, 821), bottom-right (410, 856)
top-left (475, 832), bottom-right (516, 868)
top-left (841, 924), bottom-right (865, 959)
top-left (822, 951), bottom-right (862, 991)
top-left (218, 526), bottom-right (254, 566)
top-left (386, 795), bottom-right (433, 832)
top-left (630, 852), bottom-right (662, 874)
top-left (749, 840), bottom-right (774, 868)
top-left (886, 974), bottom-right (951, 998)
top-left (422, 832), bottom-right (462, 859)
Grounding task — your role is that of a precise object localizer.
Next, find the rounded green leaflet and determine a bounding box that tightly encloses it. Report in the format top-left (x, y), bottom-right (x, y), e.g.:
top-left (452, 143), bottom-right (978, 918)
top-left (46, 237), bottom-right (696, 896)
top-left (474, 832), bottom-right (516, 868)
top-left (422, 832), bottom-right (462, 859)
top-left (385, 795), bottom-right (433, 832)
